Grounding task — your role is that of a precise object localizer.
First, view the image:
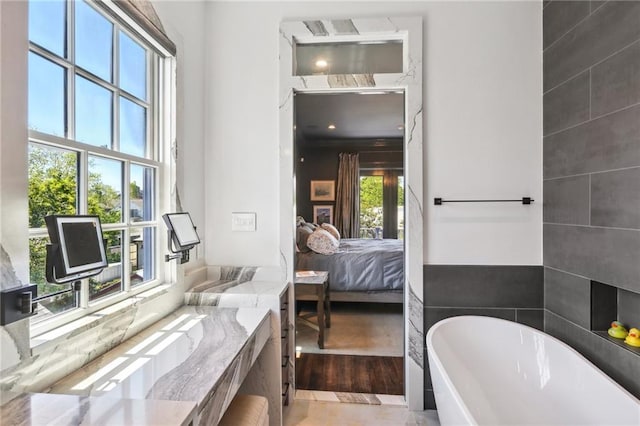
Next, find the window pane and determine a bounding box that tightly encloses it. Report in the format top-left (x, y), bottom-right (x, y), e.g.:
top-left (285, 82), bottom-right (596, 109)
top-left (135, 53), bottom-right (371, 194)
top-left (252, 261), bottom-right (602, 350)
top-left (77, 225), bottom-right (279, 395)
top-left (90, 230), bottom-right (123, 301)
top-left (130, 227), bottom-right (155, 286)
top-left (29, 0), bottom-right (66, 57)
top-left (120, 97), bottom-right (146, 157)
top-left (119, 31), bottom-right (147, 100)
top-left (75, 75), bottom-right (112, 148)
top-left (28, 52), bottom-right (65, 137)
top-left (130, 164), bottom-right (154, 222)
top-left (75, 0), bottom-right (113, 81)
top-left (29, 237), bottom-right (78, 321)
top-left (359, 175), bottom-right (383, 239)
top-left (89, 156), bottom-right (122, 224)
top-left (28, 143), bottom-right (78, 228)
top-left (295, 41), bottom-right (403, 76)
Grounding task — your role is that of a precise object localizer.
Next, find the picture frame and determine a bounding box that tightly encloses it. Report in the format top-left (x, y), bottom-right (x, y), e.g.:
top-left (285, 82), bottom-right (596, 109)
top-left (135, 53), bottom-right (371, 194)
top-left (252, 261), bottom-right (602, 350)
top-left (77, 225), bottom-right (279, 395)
top-left (310, 180), bottom-right (335, 201)
top-left (313, 205), bottom-right (333, 225)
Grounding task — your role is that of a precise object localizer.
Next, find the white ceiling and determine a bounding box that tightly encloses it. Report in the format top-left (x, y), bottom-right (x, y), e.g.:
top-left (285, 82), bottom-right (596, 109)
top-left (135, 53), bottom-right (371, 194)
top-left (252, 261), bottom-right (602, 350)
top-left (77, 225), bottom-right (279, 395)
top-left (294, 91), bottom-right (405, 143)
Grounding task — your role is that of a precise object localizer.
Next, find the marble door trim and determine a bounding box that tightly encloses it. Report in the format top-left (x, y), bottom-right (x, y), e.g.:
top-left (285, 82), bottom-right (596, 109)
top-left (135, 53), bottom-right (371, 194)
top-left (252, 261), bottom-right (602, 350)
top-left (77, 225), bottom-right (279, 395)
top-left (279, 17), bottom-right (424, 410)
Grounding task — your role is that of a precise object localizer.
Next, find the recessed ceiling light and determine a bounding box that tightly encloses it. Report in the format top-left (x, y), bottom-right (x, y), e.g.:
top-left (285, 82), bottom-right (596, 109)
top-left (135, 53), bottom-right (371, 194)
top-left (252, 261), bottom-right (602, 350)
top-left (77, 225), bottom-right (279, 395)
top-left (328, 124), bottom-right (336, 130)
top-left (397, 125), bottom-right (404, 130)
top-left (315, 59), bottom-right (328, 68)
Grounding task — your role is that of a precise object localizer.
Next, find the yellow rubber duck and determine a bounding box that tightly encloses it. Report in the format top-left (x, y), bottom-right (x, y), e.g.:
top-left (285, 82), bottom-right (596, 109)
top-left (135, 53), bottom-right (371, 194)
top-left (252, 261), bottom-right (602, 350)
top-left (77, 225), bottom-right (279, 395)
top-left (608, 321), bottom-right (628, 339)
top-left (624, 328), bottom-right (640, 348)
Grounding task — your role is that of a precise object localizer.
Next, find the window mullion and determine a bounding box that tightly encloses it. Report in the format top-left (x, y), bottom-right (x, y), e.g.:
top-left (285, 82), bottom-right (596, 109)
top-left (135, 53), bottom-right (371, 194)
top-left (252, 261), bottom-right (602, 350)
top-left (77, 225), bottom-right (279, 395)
top-left (123, 159), bottom-right (131, 292)
top-left (79, 149), bottom-right (90, 308)
top-left (123, 227), bottom-right (131, 292)
top-left (113, 22), bottom-right (120, 153)
top-left (78, 151), bottom-right (89, 215)
top-left (113, 94), bottom-right (120, 154)
top-left (113, 23), bottom-right (119, 88)
top-left (147, 50), bottom-right (154, 160)
top-left (67, 0), bottom-right (74, 139)
top-left (66, 0), bottom-right (74, 62)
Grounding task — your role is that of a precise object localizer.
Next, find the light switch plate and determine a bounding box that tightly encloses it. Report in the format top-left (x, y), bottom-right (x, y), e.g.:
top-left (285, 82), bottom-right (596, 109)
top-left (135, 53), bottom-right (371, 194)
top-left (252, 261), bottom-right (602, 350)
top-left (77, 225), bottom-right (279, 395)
top-left (232, 212), bottom-right (257, 232)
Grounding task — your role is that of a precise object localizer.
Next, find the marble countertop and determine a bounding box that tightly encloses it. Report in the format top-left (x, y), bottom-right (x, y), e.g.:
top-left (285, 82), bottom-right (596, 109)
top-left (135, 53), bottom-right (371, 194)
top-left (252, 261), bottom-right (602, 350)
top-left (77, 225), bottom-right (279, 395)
top-left (188, 279), bottom-right (287, 296)
top-left (47, 305), bottom-right (270, 415)
top-left (185, 279), bottom-right (288, 307)
top-left (0, 392), bottom-right (196, 426)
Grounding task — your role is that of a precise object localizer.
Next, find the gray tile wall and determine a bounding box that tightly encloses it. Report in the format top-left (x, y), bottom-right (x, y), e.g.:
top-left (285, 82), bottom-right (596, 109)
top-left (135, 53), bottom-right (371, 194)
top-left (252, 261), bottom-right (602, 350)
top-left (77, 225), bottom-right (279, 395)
top-left (423, 265), bottom-right (543, 409)
top-left (544, 0), bottom-right (640, 400)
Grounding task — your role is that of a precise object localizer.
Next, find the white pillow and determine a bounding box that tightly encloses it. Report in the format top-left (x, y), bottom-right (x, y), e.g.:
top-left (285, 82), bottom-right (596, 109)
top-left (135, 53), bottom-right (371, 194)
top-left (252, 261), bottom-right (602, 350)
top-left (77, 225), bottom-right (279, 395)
top-left (307, 228), bottom-right (339, 255)
top-left (321, 223), bottom-right (340, 240)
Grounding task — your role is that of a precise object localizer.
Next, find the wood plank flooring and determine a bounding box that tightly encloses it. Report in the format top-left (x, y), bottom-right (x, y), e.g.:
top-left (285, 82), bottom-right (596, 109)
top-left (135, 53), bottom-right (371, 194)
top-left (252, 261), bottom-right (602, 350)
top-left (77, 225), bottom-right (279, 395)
top-left (295, 353), bottom-right (404, 395)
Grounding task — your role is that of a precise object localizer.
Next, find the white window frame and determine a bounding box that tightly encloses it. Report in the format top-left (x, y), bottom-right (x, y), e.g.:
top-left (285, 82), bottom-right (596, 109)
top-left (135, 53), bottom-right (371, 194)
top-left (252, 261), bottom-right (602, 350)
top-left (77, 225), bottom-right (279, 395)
top-left (28, 0), bottom-right (175, 335)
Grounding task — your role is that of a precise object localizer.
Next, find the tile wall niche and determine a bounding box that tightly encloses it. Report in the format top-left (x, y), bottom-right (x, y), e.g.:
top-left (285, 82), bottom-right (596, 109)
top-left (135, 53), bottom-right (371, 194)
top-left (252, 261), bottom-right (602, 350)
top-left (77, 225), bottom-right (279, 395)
top-left (423, 265), bottom-right (543, 409)
top-left (543, 0), bottom-right (640, 399)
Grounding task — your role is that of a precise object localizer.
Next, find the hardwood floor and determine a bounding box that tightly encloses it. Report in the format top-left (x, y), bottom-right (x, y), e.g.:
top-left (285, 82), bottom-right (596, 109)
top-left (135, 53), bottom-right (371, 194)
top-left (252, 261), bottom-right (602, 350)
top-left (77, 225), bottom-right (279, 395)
top-left (295, 353), bottom-right (404, 395)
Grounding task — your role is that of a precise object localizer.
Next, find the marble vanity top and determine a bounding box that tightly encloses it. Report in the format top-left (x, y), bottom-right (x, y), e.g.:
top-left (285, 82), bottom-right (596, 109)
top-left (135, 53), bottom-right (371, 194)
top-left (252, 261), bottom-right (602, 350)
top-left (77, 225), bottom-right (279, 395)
top-left (185, 279), bottom-right (288, 306)
top-left (0, 391), bottom-right (196, 426)
top-left (47, 305), bottom-right (270, 423)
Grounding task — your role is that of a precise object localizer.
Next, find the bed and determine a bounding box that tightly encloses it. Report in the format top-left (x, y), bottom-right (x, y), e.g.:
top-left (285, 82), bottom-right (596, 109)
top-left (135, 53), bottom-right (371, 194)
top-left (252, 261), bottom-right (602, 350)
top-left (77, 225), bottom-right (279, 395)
top-left (295, 238), bottom-right (404, 303)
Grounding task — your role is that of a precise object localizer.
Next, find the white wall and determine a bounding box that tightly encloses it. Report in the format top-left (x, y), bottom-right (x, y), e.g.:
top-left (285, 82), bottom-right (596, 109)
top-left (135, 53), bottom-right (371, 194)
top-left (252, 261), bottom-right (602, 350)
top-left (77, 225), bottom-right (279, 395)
top-left (0, 0), bottom-right (29, 284)
top-left (424, 2), bottom-right (542, 264)
top-left (153, 1), bottom-right (207, 261)
top-left (0, 0), bottom-right (30, 371)
top-left (190, 1), bottom-right (542, 267)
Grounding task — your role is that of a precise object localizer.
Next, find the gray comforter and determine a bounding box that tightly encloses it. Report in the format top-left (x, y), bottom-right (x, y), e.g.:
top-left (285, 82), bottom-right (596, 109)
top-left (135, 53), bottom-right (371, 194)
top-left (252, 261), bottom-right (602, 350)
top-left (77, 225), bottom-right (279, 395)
top-left (295, 238), bottom-right (404, 292)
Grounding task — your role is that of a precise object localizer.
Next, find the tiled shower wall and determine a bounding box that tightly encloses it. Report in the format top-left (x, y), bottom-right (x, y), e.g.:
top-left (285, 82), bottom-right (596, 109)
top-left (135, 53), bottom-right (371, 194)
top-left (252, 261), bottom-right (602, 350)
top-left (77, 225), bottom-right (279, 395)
top-left (543, 0), bottom-right (640, 398)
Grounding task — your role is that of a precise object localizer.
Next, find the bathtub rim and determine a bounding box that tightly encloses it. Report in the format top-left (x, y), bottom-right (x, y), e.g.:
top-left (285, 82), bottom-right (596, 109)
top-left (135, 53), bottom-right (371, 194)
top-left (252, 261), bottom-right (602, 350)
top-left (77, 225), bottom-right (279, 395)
top-left (426, 315), bottom-right (640, 421)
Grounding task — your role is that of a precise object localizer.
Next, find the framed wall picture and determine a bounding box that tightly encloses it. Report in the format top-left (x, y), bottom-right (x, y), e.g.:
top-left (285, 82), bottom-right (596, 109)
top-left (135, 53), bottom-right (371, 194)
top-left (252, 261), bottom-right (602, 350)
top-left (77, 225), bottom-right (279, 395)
top-left (313, 205), bottom-right (333, 225)
top-left (310, 180), bottom-right (335, 201)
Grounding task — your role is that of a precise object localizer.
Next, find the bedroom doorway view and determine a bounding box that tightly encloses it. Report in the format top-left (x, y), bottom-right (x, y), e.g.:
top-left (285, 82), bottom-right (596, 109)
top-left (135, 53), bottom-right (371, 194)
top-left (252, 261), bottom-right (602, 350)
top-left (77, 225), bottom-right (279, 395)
top-left (294, 90), bottom-right (406, 399)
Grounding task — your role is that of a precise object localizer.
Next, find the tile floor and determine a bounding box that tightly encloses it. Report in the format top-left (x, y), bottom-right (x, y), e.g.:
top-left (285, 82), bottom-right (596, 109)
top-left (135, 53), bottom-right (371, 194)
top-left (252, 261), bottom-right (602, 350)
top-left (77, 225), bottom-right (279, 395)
top-left (284, 399), bottom-right (440, 426)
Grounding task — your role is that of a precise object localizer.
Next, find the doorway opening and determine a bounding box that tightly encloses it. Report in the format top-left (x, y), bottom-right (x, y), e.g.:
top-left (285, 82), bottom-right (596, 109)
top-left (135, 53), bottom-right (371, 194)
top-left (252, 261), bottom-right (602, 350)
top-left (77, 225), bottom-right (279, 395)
top-left (293, 91), bottom-right (405, 397)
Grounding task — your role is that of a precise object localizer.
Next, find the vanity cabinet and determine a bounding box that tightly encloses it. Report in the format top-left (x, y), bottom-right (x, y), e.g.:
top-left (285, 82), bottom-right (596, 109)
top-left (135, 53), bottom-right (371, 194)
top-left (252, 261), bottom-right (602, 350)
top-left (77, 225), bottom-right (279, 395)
top-left (280, 287), bottom-right (292, 406)
top-left (185, 279), bottom-right (291, 425)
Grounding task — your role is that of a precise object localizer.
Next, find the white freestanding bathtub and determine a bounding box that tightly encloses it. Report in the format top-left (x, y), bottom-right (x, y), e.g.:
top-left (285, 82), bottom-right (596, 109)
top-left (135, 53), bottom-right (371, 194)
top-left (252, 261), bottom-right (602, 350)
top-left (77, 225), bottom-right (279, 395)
top-left (426, 316), bottom-right (640, 426)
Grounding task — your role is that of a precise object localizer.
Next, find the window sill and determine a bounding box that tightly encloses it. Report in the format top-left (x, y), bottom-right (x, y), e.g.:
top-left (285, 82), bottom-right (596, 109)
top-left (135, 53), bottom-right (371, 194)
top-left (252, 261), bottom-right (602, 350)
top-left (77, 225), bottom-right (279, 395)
top-left (30, 283), bottom-right (172, 356)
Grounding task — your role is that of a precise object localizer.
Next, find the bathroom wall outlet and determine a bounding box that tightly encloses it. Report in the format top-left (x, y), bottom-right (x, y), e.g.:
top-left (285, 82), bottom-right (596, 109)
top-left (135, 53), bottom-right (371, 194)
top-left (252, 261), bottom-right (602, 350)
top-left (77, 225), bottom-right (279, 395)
top-left (232, 212), bottom-right (257, 231)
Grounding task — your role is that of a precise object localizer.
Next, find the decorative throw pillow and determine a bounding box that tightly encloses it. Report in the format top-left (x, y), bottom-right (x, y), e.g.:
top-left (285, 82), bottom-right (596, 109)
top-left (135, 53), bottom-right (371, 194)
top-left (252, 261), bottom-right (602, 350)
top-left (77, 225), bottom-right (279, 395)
top-left (296, 225), bottom-right (314, 252)
top-left (321, 223), bottom-right (340, 240)
top-left (307, 228), bottom-right (339, 255)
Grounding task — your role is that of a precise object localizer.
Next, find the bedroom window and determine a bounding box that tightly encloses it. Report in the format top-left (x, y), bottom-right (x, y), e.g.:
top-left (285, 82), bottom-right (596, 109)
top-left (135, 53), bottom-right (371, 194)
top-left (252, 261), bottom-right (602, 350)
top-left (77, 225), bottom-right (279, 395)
top-left (359, 170), bottom-right (403, 239)
top-left (359, 175), bottom-right (383, 238)
top-left (27, 0), bottom-right (169, 324)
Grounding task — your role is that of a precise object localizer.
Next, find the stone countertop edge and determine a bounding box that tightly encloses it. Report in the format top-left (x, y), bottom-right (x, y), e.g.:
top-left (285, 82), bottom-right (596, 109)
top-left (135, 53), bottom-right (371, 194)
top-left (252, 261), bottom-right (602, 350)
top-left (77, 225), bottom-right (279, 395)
top-left (0, 392), bottom-right (198, 426)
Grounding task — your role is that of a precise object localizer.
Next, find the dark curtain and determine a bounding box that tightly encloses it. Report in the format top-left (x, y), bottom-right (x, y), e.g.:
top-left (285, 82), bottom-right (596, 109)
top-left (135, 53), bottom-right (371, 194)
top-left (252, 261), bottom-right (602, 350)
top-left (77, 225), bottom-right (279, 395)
top-left (335, 153), bottom-right (360, 238)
